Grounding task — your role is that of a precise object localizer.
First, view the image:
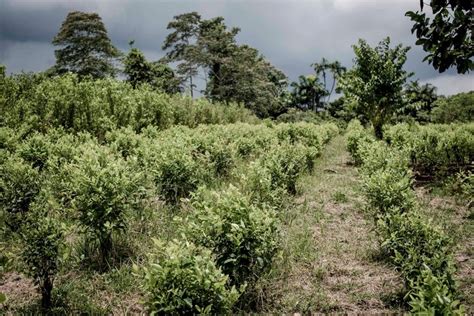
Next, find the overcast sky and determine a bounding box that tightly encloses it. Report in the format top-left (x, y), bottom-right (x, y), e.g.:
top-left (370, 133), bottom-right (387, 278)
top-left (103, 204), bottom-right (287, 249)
top-left (0, 0), bottom-right (472, 96)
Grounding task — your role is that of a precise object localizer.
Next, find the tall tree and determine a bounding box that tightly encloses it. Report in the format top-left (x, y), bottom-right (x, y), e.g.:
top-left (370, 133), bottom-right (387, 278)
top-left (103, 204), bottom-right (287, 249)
top-left (123, 45), bottom-right (181, 94)
top-left (212, 45), bottom-right (287, 118)
top-left (52, 11), bottom-right (120, 78)
top-left (406, 0), bottom-right (473, 74)
top-left (123, 46), bottom-right (155, 88)
top-left (162, 12), bottom-right (201, 97)
top-left (339, 37), bottom-right (412, 139)
top-left (197, 17), bottom-right (240, 100)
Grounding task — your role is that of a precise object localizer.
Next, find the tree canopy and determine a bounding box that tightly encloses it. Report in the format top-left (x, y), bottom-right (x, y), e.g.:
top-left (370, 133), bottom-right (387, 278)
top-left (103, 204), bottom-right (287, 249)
top-left (162, 12), bottom-right (287, 118)
top-left (52, 11), bottom-right (120, 78)
top-left (123, 46), bottom-right (181, 94)
top-left (339, 37), bottom-right (412, 138)
top-left (406, 0), bottom-right (473, 74)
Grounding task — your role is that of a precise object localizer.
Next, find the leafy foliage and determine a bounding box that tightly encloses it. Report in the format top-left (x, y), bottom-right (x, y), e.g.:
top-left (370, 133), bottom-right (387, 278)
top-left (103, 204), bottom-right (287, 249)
top-left (143, 239), bottom-right (240, 315)
top-left (0, 156), bottom-right (41, 232)
top-left (406, 0), bottom-right (473, 74)
top-left (0, 73), bottom-right (256, 136)
top-left (431, 91), bottom-right (474, 123)
top-left (348, 122), bottom-right (465, 314)
top-left (339, 38), bottom-right (412, 138)
top-left (52, 11), bottom-right (120, 78)
top-left (185, 186), bottom-right (279, 289)
top-left (69, 144), bottom-right (148, 263)
top-left (123, 47), bottom-right (182, 94)
top-left (21, 215), bottom-right (64, 310)
top-left (397, 80), bottom-right (438, 123)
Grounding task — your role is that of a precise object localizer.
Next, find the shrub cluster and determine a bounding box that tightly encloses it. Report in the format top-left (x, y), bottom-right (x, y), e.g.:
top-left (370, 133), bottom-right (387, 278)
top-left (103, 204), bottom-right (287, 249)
top-left (141, 122), bottom-right (338, 312)
top-left (1, 119), bottom-right (338, 311)
top-left (384, 123), bottom-right (474, 178)
top-left (346, 122), bottom-right (465, 314)
top-left (142, 239), bottom-right (240, 315)
top-left (0, 73), bottom-right (257, 137)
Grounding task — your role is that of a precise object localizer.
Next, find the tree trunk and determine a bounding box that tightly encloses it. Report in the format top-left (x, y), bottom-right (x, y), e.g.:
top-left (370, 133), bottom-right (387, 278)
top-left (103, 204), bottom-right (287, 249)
top-left (189, 75), bottom-right (194, 98)
top-left (100, 234), bottom-right (113, 269)
top-left (41, 276), bottom-right (53, 310)
top-left (373, 121), bottom-right (383, 139)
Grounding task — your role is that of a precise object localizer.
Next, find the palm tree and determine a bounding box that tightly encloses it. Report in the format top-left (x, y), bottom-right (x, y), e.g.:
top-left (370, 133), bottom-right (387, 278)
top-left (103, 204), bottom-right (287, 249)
top-left (312, 58), bottom-right (346, 104)
top-left (290, 75), bottom-right (328, 112)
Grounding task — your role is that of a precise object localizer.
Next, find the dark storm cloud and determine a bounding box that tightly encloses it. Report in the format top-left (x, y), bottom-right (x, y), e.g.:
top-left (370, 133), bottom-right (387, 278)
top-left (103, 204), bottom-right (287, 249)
top-left (0, 0), bottom-right (472, 95)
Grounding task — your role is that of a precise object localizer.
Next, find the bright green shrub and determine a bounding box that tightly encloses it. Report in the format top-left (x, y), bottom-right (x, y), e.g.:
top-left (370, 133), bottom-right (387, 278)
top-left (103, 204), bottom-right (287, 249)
top-left (363, 169), bottom-right (416, 215)
top-left (243, 162), bottom-right (287, 207)
top-left (185, 186), bottom-right (279, 289)
top-left (1, 74), bottom-right (257, 135)
top-left (355, 121), bottom-right (465, 313)
top-left (132, 87), bottom-right (173, 131)
top-left (17, 133), bottom-right (51, 170)
top-left (154, 147), bottom-right (205, 205)
top-left (346, 119), bottom-right (375, 165)
top-left (359, 142), bottom-right (416, 214)
top-left (378, 211), bottom-right (454, 284)
top-left (190, 134), bottom-right (235, 177)
top-left (409, 265), bottom-right (465, 315)
top-left (384, 123), bottom-right (474, 177)
top-left (21, 214), bottom-right (64, 310)
top-left (143, 239), bottom-right (240, 315)
top-left (445, 171), bottom-right (473, 203)
top-left (105, 127), bottom-right (146, 159)
top-left (0, 156), bottom-right (41, 231)
top-left (259, 143), bottom-right (315, 195)
top-left (69, 144), bottom-right (146, 262)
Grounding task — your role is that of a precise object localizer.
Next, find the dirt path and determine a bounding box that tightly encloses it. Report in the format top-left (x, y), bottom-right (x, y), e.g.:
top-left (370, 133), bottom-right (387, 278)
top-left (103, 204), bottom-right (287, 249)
top-left (267, 135), bottom-right (404, 313)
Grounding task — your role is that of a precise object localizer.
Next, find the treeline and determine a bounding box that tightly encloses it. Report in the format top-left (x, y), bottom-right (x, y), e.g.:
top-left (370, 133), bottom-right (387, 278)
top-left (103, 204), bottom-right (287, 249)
top-left (2, 8), bottom-right (473, 123)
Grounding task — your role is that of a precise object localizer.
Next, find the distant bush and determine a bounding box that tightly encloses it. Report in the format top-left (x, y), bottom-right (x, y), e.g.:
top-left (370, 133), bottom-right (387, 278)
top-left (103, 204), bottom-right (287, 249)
top-left (431, 91), bottom-right (474, 124)
top-left (153, 146), bottom-right (206, 205)
top-left (345, 119), bottom-right (375, 165)
top-left (143, 239), bottom-right (240, 315)
top-left (0, 74), bottom-right (257, 136)
top-left (384, 123), bottom-right (474, 177)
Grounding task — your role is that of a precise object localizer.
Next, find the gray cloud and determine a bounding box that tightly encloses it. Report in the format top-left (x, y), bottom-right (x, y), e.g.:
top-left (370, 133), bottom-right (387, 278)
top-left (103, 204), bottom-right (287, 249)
top-left (0, 0), bottom-right (472, 95)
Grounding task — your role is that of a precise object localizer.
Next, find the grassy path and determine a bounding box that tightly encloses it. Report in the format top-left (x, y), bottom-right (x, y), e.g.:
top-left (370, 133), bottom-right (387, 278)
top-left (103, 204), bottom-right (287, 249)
top-left (266, 135), bottom-right (404, 313)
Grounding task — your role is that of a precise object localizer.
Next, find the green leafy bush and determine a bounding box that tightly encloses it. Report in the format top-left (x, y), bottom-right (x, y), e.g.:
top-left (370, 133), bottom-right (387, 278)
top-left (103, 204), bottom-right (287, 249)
top-left (359, 142), bottom-right (416, 214)
top-left (345, 119), bottom-right (375, 165)
top-left (0, 156), bottom-right (41, 232)
top-left (69, 144), bottom-right (147, 263)
top-left (354, 122), bottom-right (464, 313)
top-left (257, 143), bottom-right (316, 195)
top-left (21, 215), bottom-right (64, 310)
top-left (409, 265), bottom-right (465, 315)
top-left (185, 186), bottom-right (279, 289)
top-left (143, 239), bottom-right (240, 315)
top-left (17, 133), bottom-right (51, 170)
top-left (384, 123), bottom-right (474, 177)
top-left (0, 74), bottom-right (257, 136)
top-left (431, 91), bottom-right (474, 124)
top-left (154, 147), bottom-right (205, 205)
